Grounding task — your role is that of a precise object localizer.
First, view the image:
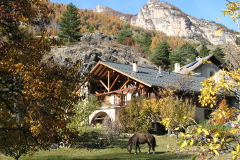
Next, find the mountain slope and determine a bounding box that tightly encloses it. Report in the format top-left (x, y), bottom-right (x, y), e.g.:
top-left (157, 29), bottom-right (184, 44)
top-left (92, 0), bottom-right (237, 45)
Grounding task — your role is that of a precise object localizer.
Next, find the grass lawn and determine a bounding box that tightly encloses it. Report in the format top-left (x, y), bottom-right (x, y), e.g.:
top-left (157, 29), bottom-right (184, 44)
top-left (0, 135), bottom-right (195, 160)
top-left (0, 127), bottom-right (233, 160)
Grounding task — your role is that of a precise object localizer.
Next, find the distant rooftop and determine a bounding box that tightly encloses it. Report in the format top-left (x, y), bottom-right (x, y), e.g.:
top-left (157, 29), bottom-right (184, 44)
top-left (177, 54), bottom-right (222, 75)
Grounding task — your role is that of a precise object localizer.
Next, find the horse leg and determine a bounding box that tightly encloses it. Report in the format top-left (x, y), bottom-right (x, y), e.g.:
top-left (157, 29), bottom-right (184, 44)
top-left (150, 142), bottom-right (155, 154)
top-left (138, 143), bottom-right (141, 153)
top-left (147, 142), bottom-right (155, 154)
top-left (147, 142), bottom-right (150, 154)
top-left (134, 144), bottom-right (138, 154)
top-left (152, 146), bottom-right (155, 154)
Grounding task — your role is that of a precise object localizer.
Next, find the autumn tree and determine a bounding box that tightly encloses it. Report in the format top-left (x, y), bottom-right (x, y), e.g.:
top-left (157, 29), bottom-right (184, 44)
top-left (0, 0), bottom-right (84, 159)
top-left (118, 97), bottom-right (151, 133)
top-left (140, 82), bottom-right (196, 135)
top-left (177, 1), bottom-right (240, 159)
top-left (59, 3), bottom-right (81, 43)
top-left (210, 99), bottom-right (236, 125)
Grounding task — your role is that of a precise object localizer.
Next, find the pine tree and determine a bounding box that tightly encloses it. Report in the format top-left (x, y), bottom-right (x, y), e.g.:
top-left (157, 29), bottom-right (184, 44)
top-left (199, 44), bottom-right (210, 57)
top-left (179, 44), bottom-right (199, 62)
top-left (169, 50), bottom-right (183, 70)
top-left (151, 40), bottom-right (171, 69)
top-left (116, 24), bottom-right (133, 44)
top-left (59, 3), bottom-right (81, 43)
top-left (213, 47), bottom-right (225, 63)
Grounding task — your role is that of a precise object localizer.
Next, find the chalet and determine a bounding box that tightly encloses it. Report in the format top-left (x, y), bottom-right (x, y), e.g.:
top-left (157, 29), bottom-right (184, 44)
top-left (175, 54), bottom-right (238, 109)
top-left (174, 54), bottom-right (223, 78)
top-left (79, 54), bottom-right (238, 127)
top-left (80, 61), bottom-right (203, 125)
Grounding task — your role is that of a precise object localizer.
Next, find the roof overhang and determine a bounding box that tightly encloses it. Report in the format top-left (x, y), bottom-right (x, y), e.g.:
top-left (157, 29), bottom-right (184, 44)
top-left (90, 61), bottom-right (152, 87)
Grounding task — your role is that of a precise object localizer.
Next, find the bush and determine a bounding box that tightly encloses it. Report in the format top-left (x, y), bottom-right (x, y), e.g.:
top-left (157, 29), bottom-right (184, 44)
top-left (102, 116), bottom-right (124, 144)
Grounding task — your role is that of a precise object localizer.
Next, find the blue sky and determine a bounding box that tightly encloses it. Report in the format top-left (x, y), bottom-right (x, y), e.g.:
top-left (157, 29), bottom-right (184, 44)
top-left (50, 0), bottom-right (239, 31)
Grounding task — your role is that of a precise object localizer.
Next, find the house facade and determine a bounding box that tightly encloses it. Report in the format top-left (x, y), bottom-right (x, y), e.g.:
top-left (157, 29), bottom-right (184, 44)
top-left (78, 54), bottom-right (237, 128)
top-left (175, 54), bottom-right (238, 120)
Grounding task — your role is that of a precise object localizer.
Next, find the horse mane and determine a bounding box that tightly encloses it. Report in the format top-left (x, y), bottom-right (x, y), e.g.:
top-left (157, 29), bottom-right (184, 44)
top-left (127, 134), bottom-right (136, 146)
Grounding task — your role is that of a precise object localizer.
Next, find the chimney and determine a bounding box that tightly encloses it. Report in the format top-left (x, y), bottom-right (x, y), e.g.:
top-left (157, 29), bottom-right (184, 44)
top-left (158, 66), bottom-right (161, 73)
top-left (156, 66), bottom-right (163, 78)
top-left (133, 62), bottom-right (138, 72)
top-left (174, 63), bottom-right (180, 72)
top-left (196, 56), bottom-right (202, 61)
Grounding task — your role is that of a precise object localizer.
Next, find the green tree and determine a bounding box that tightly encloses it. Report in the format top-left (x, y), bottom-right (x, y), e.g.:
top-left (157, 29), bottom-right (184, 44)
top-left (59, 3), bottom-right (81, 43)
top-left (135, 32), bottom-right (152, 53)
top-left (213, 46), bottom-right (225, 63)
top-left (67, 95), bottom-right (99, 136)
top-left (179, 44), bottom-right (199, 62)
top-left (169, 50), bottom-right (183, 70)
top-left (169, 44), bottom-right (199, 69)
top-left (199, 44), bottom-right (210, 57)
top-left (151, 40), bottom-right (171, 69)
top-left (116, 24), bottom-right (133, 44)
top-left (0, 0), bottom-right (83, 159)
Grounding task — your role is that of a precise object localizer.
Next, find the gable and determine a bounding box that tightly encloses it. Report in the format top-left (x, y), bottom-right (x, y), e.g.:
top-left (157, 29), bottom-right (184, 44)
top-left (176, 54), bottom-right (222, 77)
top-left (89, 61), bottom-right (205, 92)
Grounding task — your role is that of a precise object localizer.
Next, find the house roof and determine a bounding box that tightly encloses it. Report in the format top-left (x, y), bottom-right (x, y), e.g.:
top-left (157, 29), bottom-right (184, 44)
top-left (90, 61), bottom-right (205, 92)
top-left (177, 54), bottom-right (222, 74)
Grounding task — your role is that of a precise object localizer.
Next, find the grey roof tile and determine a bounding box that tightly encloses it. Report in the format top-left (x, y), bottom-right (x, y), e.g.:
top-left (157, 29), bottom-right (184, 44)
top-left (101, 61), bottom-right (205, 92)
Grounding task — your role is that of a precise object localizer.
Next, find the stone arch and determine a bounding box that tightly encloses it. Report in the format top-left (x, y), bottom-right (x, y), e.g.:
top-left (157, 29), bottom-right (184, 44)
top-left (90, 111), bottom-right (110, 125)
top-left (89, 109), bottom-right (117, 125)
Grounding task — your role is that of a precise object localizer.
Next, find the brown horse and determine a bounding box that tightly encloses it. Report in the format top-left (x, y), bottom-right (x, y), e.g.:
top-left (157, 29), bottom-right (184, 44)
top-left (127, 133), bottom-right (156, 154)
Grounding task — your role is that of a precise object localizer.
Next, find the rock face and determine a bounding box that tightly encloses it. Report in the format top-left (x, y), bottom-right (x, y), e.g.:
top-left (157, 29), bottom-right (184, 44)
top-left (130, 0), bottom-right (235, 45)
top-left (92, 0), bottom-right (237, 45)
top-left (92, 5), bottom-right (112, 13)
top-left (45, 32), bottom-right (155, 76)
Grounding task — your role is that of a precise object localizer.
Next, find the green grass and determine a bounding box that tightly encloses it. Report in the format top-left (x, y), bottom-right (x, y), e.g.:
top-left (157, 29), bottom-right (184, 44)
top-left (0, 135), bottom-right (196, 160)
top-left (0, 128), bottom-right (233, 160)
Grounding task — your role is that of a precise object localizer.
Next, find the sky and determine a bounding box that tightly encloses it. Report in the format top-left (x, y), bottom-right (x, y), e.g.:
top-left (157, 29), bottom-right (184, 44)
top-left (49, 0), bottom-right (239, 31)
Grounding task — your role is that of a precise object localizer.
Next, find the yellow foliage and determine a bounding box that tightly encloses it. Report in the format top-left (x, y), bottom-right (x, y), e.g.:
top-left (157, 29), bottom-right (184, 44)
top-left (141, 86), bottom-right (196, 131)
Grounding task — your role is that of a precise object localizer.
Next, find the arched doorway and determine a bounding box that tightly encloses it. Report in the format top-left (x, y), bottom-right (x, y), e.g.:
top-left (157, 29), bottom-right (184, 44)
top-left (90, 111), bottom-right (110, 125)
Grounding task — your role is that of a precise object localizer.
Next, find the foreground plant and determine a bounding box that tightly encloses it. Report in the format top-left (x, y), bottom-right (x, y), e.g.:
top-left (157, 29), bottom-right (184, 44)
top-left (176, 1), bottom-right (240, 159)
top-left (0, 0), bottom-right (85, 159)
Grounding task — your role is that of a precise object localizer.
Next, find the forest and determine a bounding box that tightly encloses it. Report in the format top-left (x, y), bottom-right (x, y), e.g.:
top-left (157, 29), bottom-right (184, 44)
top-left (27, 1), bottom-right (228, 70)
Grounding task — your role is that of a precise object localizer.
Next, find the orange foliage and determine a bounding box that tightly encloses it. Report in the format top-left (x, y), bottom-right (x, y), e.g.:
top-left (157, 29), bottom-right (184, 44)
top-left (210, 99), bottom-right (235, 125)
top-left (44, 1), bottom-right (189, 50)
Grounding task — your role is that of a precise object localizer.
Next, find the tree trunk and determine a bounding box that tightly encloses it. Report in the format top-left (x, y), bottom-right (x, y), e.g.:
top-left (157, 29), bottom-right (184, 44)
top-left (167, 128), bottom-right (172, 136)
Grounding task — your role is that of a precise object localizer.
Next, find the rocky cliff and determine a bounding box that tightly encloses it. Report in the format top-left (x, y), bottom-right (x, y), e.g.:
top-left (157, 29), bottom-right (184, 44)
top-left (93, 0), bottom-right (237, 45)
top-left (131, 0), bottom-right (235, 45)
top-left (44, 32), bottom-right (155, 76)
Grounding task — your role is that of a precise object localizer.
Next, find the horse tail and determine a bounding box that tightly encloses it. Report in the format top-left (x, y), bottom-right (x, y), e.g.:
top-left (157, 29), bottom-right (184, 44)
top-left (152, 135), bottom-right (156, 148)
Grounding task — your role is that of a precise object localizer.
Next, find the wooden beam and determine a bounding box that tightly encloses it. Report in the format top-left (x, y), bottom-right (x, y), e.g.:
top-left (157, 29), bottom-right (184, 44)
top-left (94, 65), bottom-right (104, 76)
top-left (99, 80), bottom-right (108, 91)
top-left (99, 67), bottom-right (108, 78)
top-left (109, 74), bottom-right (120, 91)
top-left (96, 86), bottom-right (137, 96)
top-left (108, 70), bottom-right (110, 92)
top-left (120, 79), bottom-right (130, 89)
